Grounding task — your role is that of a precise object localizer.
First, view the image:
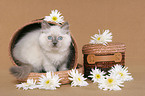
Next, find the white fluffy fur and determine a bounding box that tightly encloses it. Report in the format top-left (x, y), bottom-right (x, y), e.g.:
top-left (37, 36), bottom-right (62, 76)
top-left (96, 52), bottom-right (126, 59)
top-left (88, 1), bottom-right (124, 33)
top-left (13, 25), bottom-right (71, 72)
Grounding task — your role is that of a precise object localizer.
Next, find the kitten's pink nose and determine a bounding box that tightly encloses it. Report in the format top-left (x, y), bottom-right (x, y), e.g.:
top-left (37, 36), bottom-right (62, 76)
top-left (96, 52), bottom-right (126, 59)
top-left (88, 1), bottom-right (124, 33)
top-left (53, 42), bottom-right (57, 46)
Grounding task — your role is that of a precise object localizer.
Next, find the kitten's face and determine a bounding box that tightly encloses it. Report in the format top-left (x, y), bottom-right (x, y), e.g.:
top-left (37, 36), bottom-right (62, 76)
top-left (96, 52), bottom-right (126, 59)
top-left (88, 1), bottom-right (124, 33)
top-left (39, 21), bottom-right (71, 52)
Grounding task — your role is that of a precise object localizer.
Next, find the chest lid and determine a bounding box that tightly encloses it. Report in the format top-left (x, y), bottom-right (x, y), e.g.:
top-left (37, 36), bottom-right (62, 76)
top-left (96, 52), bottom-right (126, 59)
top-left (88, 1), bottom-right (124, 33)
top-left (82, 42), bottom-right (126, 55)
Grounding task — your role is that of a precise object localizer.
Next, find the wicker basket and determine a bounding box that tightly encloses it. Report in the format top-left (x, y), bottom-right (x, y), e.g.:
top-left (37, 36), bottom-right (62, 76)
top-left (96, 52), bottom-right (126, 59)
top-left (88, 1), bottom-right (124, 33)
top-left (9, 19), bottom-right (83, 84)
top-left (82, 42), bottom-right (126, 77)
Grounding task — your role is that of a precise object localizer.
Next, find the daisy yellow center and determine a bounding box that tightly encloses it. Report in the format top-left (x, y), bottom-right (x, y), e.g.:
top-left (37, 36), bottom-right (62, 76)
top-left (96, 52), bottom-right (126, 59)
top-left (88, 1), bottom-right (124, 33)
top-left (24, 83), bottom-right (31, 87)
top-left (78, 78), bottom-right (81, 81)
top-left (108, 78), bottom-right (113, 84)
top-left (95, 74), bottom-right (101, 79)
top-left (46, 80), bottom-right (50, 84)
top-left (52, 16), bottom-right (57, 21)
top-left (97, 37), bottom-right (101, 40)
top-left (119, 73), bottom-right (124, 76)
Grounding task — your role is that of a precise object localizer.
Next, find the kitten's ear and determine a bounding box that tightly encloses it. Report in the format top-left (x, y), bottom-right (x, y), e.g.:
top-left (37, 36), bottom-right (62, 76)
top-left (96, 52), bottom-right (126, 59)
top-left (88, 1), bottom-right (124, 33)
top-left (41, 20), bottom-right (51, 30)
top-left (61, 21), bottom-right (69, 30)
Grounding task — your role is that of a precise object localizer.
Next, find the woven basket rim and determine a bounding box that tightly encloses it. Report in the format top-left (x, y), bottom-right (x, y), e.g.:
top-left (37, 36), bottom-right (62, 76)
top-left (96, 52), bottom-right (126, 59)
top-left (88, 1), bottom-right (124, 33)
top-left (17, 65), bottom-right (84, 84)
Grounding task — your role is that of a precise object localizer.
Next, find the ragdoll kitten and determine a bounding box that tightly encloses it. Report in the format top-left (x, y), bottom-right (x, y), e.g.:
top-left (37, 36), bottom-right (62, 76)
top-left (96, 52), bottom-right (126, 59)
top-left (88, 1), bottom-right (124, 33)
top-left (10, 21), bottom-right (72, 80)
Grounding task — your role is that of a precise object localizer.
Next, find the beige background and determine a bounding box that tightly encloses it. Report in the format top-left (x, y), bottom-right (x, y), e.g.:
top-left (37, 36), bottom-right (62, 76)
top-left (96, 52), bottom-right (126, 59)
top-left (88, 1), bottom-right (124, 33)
top-left (0, 0), bottom-right (145, 96)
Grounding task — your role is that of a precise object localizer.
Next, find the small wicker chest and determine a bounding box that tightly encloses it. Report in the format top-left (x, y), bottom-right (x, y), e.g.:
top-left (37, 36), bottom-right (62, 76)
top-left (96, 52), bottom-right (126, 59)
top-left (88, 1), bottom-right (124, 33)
top-left (82, 42), bottom-right (126, 77)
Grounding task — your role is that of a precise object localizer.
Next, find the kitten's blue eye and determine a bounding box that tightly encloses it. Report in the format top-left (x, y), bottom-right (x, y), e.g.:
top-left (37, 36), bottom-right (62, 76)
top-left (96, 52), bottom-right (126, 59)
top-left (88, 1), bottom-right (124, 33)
top-left (48, 36), bottom-right (52, 40)
top-left (58, 36), bottom-right (63, 40)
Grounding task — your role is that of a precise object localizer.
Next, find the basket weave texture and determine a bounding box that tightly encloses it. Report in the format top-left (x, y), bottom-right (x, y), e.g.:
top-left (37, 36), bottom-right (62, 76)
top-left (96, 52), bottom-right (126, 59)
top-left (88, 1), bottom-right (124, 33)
top-left (9, 19), bottom-right (83, 84)
top-left (82, 42), bottom-right (126, 54)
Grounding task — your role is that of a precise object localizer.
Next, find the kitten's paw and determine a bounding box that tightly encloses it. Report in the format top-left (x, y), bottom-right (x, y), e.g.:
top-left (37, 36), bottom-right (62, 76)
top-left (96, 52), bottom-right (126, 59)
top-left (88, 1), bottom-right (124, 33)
top-left (59, 67), bottom-right (68, 71)
top-left (44, 66), bottom-right (56, 72)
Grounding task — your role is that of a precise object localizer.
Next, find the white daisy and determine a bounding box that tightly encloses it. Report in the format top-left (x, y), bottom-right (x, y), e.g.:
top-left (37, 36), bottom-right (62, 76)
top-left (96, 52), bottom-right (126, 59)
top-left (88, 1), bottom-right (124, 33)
top-left (37, 72), bottom-right (61, 90)
top-left (109, 64), bottom-right (133, 82)
top-left (88, 67), bottom-right (106, 83)
top-left (98, 74), bottom-right (124, 91)
top-left (89, 29), bottom-right (112, 45)
top-left (16, 79), bottom-right (37, 90)
top-left (68, 69), bottom-right (89, 87)
top-left (44, 9), bottom-right (64, 23)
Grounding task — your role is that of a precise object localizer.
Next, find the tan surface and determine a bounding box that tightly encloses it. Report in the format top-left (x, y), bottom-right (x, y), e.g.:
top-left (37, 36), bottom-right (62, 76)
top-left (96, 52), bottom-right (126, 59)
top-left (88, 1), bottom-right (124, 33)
top-left (0, 0), bottom-right (145, 96)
